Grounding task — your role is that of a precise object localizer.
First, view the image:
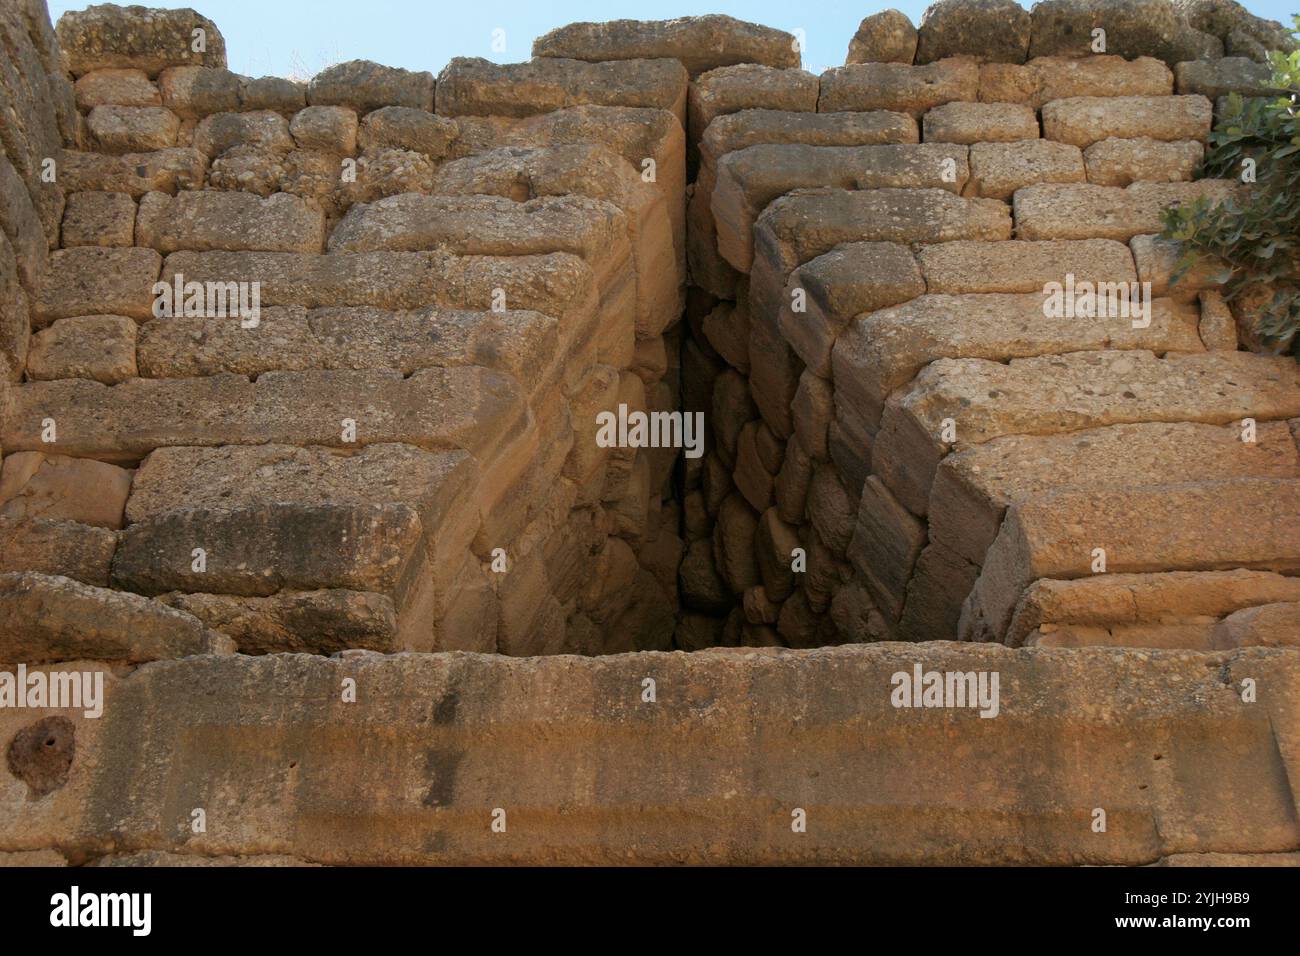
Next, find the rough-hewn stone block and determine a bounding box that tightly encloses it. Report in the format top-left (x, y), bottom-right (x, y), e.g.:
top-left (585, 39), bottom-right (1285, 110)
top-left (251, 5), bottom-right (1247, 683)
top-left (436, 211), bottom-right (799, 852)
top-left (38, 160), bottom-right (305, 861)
top-left (2, 367), bottom-right (524, 461)
top-left (0, 571), bottom-right (231, 663)
top-left (1042, 95), bottom-right (1212, 148)
top-left (963, 477), bottom-right (1300, 642)
top-left (778, 241), bottom-right (923, 377)
top-left (60, 190), bottom-right (136, 247)
top-left (979, 55), bottom-right (1173, 108)
top-left (0, 451), bottom-right (133, 529)
top-left (34, 246), bottom-right (161, 325)
top-left (873, 350), bottom-right (1299, 515)
top-left (833, 294), bottom-right (1202, 428)
top-left (308, 60), bottom-right (434, 113)
top-left (1083, 137), bottom-right (1203, 186)
top-left (534, 16), bottom-right (798, 74)
top-left (713, 143), bottom-right (968, 270)
top-left (74, 68), bottom-right (160, 109)
top-left (846, 10), bottom-right (918, 65)
top-left (966, 139), bottom-right (1085, 199)
top-left (1014, 180), bottom-right (1235, 241)
top-left (818, 59), bottom-right (979, 116)
top-left (7, 645), bottom-right (1297, 863)
top-left (136, 190), bottom-right (325, 253)
top-left (916, 0), bottom-right (1031, 64)
top-left (1009, 569), bottom-right (1300, 647)
top-left (56, 5), bottom-right (226, 76)
top-left (922, 101), bottom-right (1039, 143)
top-left (87, 105), bottom-right (179, 153)
top-left (930, 421), bottom-right (1299, 568)
top-left (436, 57), bottom-right (688, 123)
top-left (0, 515), bottom-right (117, 586)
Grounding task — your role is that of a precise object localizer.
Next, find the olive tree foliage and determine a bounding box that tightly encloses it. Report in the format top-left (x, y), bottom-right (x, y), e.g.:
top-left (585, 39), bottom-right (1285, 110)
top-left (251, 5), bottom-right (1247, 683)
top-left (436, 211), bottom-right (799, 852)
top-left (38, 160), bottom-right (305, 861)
top-left (1162, 17), bottom-right (1300, 356)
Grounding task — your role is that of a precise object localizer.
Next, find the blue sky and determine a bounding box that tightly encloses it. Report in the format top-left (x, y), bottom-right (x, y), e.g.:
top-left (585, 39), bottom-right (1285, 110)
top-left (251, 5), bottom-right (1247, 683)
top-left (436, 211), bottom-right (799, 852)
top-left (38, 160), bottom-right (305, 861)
top-left (46, 0), bottom-right (1297, 81)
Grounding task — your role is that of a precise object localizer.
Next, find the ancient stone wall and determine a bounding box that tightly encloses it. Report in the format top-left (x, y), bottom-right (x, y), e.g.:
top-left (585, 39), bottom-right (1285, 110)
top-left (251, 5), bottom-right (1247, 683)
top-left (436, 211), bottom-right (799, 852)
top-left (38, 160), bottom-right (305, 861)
top-left (681, 0), bottom-right (1300, 649)
top-left (0, 0), bottom-right (1298, 866)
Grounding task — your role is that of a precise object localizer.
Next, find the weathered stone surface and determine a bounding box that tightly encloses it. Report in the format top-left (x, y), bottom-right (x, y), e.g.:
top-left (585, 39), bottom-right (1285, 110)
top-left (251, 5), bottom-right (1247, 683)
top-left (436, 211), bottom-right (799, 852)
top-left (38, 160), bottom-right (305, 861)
top-left (359, 106), bottom-right (458, 156)
top-left (154, 249), bottom-right (591, 317)
top-left (289, 105), bottom-right (358, 153)
top-left (57, 148), bottom-right (208, 198)
top-left (328, 193), bottom-right (621, 262)
top-left (679, 537), bottom-right (731, 613)
top-left (193, 110), bottom-right (294, 157)
top-left (87, 104), bottom-right (179, 153)
top-left (160, 589), bottom-right (401, 655)
top-left (755, 188), bottom-right (1011, 276)
top-left (713, 143), bottom-right (968, 271)
top-left (894, 539), bottom-right (977, 639)
top-left (982, 56), bottom-right (1174, 109)
top-left (157, 65), bottom-right (242, 118)
top-left (137, 306), bottom-right (555, 384)
top-left (1130, 233), bottom-right (1227, 295)
top-left (965, 139), bottom-right (1085, 199)
top-left (931, 421), bottom-right (1298, 569)
top-left (1014, 180), bottom-right (1235, 241)
top-left (1028, 0), bottom-right (1216, 64)
top-left (308, 60), bottom-right (434, 113)
top-left (112, 501), bottom-right (425, 598)
top-left (125, 441), bottom-right (471, 522)
top-left (1175, 0), bottom-right (1296, 62)
top-left (34, 246), bottom-right (161, 325)
top-left (436, 57), bottom-right (689, 123)
top-left (874, 350), bottom-right (1299, 515)
top-left (700, 109), bottom-right (920, 160)
top-left (242, 75), bottom-right (306, 112)
top-left (1198, 289), bottom-right (1238, 350)
top-left (1008, 569), bottom-right (1300, 646)
top-left (701, 299), bottom-right (748, 372)
top-left (833, 294), bottom-right (1202, 428)
top-left (1042, 95), bottom-right (1212, 148)
top-left (963, 478), bottom-right (1300, 642)
top-left (917, 0), bottom-right (1031, 64)
top-left (532, 15), bottom-right (799, 75)
top-left (847, 476), bottom-right (926, 621)
top-left (689, 64), bottom-right (818, 142)
top-left (846, 10), bottom-right (918, 65)
top-left (7, 644), bottom-right (1298, 863)
top-left (779, 241), bottom-right (923, 376)
top-left (1212, 602), bottom-right (1300, 648)
top-left (0, 451), bottom-right (132, 529)
top-left (56, 5), bottom-right (227, 76)
top-left (1083, 137), bottom-right (1203, 186)
top-left (135, 190), bottom-right (325, 253)
top-left (919, 237), bottom-right (1134, 292)
top-left (807, 463), bottom-right (856, 554)
top-left (922, 101), bottom-right (1039, 143)
top-left (74, 68), bottom-right (160, 109)
top-left (0, 571), bottom-right (230, 663)
top-left (0, 515), bottom-right (117, 585)
top-left (713, 493), bottom-right (760, 592)
top-left (2, 367), bottom-right (523, 461)
top-left (1175, 56), bottom-right (1274, 97)
top-left (60, 190), bottom-right (136, 247)
top-left (819, 58), bottom-right (979, 116)
top-left (25, 314), bottom-right (136, 386)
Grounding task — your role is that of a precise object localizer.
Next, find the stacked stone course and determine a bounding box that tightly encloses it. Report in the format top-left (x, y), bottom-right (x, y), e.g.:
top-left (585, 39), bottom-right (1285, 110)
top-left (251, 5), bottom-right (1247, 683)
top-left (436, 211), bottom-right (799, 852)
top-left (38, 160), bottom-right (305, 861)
top-left (0, 0), bottom-right (1298, 865)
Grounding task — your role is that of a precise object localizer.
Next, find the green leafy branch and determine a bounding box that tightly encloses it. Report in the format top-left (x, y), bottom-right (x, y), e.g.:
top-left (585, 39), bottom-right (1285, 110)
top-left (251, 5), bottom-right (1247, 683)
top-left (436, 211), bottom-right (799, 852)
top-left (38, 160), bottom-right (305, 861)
top-left (1161, 15), bottom-right (1300, 356)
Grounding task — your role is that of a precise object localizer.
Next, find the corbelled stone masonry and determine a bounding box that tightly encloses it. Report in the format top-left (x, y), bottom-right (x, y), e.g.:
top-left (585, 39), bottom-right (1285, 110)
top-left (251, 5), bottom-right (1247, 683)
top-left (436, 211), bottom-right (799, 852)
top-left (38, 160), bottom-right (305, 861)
top-left (0, 0), bottom-right (1298, 865)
